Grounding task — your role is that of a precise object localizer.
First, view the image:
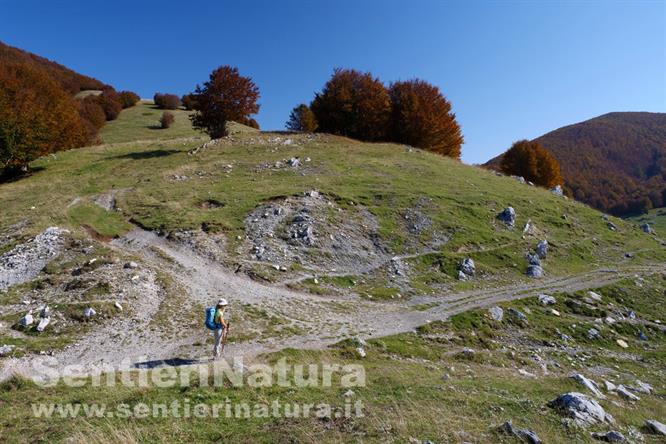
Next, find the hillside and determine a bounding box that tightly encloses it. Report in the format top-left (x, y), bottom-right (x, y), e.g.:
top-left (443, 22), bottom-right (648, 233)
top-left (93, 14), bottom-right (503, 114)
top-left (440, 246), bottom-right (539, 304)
top-left (0, 41), bottom-right (105, 94)
top-left (0, 108), bottom-right (664, 442)
top-left (485, 112), bottom-right (666, 216)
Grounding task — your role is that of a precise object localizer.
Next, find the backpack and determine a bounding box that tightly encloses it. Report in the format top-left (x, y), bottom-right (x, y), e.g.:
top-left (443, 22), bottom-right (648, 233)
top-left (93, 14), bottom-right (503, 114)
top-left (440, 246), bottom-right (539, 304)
top-left (205, 307), bottom-right (222, 330)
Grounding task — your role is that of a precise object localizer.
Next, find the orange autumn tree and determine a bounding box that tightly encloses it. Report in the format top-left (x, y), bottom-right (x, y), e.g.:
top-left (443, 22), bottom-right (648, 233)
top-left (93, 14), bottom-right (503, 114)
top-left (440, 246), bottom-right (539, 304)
top-left (0, 63), bottom-right (89, 174)
top-left (310, 68), bottom-right (391, 141)
top-left (389, 79), bottom-right (464, 159)
top-left (500, 139), bottom-right (564, 188)
top-left (286, 103), bottom-right (318, 132)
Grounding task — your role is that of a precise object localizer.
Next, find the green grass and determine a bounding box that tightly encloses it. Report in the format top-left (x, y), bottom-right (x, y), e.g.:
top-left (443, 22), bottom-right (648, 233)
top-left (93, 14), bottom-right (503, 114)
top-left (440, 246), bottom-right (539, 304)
top-left (627, 207), bottom-right (666, 234)
top-left (1, 275), bottom-right (664, 443)
top-left (67, 203), bottom-right (133, 238)
top-left (99, 101), bottom-right (201, 144)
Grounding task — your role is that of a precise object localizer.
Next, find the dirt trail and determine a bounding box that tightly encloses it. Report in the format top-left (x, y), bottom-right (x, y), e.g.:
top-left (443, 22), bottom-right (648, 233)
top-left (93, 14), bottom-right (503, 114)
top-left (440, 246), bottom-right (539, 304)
top-left (3, 227), bottom-right (663, 379)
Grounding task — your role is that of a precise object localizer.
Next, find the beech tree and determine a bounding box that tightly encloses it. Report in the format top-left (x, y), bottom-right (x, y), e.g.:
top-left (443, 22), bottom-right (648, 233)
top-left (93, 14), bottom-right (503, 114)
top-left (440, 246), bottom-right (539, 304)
top-left (310, 68), bottom-right (390, 141)
top-left (286, 104), bottom-right (317, 132)
top-left (500, 140), bottom-right (564, 188)
top-left (190, 66), bottom-right (260, 138)
top-left (389, 79), bottom-right (464, 158)
top-left (0, 63), bottom-right (88, 173)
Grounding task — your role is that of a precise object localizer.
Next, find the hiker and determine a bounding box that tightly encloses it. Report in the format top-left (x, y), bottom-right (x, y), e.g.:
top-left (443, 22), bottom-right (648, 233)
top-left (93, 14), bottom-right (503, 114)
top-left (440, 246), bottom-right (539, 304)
top-left (205, 298), bottom-right (228, 358)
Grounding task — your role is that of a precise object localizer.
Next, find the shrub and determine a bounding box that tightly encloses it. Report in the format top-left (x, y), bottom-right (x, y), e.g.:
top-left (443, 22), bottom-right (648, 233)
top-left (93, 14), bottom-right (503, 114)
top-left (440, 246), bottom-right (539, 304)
top-left (0, 63), bottom-right (89, 173)
top-left (78, 96), bottom-right (106, 130)
top-left (310, 68), bottom-right (390, 141)
top-left (117, 91), bottom-right (140, 108)
top-left (286, 104), bottom-right (317, 132)
top-left (160, 111), bottom-right (175, 129)
top-left (154, 93), bottom-right (181, 110)
top-left (388, 79), bottom-right (463, 159)
top-left (181, 93), bottom-right (198, 111)
top-left (95, 87), bottom-right (122, 121)
top-left (500, 140), bottom-right (563, 188)
top-left (190, 66), bottom-right (260, 138)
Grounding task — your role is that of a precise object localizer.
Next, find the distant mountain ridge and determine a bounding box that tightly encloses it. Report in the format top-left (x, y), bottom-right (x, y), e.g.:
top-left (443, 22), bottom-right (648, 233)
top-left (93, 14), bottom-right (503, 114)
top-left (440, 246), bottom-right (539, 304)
top-left (486, 112), bottom-right (666, 215)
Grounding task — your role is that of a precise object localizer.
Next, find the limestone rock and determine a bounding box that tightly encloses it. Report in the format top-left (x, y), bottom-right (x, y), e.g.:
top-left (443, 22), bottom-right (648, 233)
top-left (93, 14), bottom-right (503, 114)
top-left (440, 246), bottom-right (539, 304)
top-left (548, 392), bottom-right (615, 426)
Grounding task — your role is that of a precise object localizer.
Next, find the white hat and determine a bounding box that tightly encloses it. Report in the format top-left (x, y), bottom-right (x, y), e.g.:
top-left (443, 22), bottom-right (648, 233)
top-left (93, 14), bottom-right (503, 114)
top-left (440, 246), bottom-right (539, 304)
top-left (217, 298), bottom-right (228, 307)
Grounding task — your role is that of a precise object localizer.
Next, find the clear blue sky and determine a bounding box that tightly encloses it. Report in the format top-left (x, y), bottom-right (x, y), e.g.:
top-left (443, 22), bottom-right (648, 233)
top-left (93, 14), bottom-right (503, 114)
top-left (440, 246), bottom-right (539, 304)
top-left (2, 0), bottom-right (665, 163)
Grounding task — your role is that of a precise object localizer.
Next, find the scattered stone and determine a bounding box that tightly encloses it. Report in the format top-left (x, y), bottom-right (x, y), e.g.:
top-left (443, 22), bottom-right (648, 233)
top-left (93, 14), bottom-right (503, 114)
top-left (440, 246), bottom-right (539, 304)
top-left (587, 291), bottom-right (602, 302)
top-left (523, 219), bottom-right (534, 235)
top-left (83, 307), bottom-right (96, 318)
top-left (343, 389), bottom-right (355, 397)
top-left (627, 311), bottom-right (636, 320)
top-left (526, 253), bottom-right (541, 266)
top-left (40, 306), bottom-right (50, 318)
top-left (630, 380), bottom-right (652, 394)
top-left (356, 347), bottom-right (366, 358)
top-left (587, 328), bottom-right (601, 340)
top-left (591, 431), bottom-right (625, 442)
top-left (571, 373), bottom-right (605, 398)
top-left (499, 420), bottom-right (542, 444)
top-left (489, 306), bottom-right (504, 321)
top-left (536, 240), bottom-right (548, 259)
top-left (458, 258), bottom-right (475, 277)
top-left (36, 317), bottom-right (50, 332)
top-left (0, 344), bottom-right (15, 357)
top-left (615, 385), bottom-right (640, 401)
top-left (604, 316), bottom-right (616, 325)
top-left (538, 294), bottom-right (556, 305)
top-left (114, 301), bottom-right (123, 311)
top-left (550, 309), bottom-right (561, 316)
top-left (603, 381), bottom-right (616, 392)
top-left (526, 265), bottom-right (543, 278)
top-left (463, 347), bottom-right (476, 359)
top-left (124, 261), bottom-right (139, 269)
top-left (640, 223), bottom-right (652, 234)
top-left (518, 368), bottom-right (536, 378)
top-left (19, 311), bottom-right (34, 327)
top-left (607, 222), bottom-right (617, 231)
top-left (287, 157), bottom-right (300, 167)
top-left (645, 420), bottom-right (666, 436)
top-left (508, 308), bottom-right (527, 322)
top-left (615, 339), bottom-right (628, 349)
top-left (637, 331), bottom-right (648, 341)
top-left (551, 185), bottom-right (564, 196)
top-left (457, 270), bottom-right (468, 281)
top-left (548, 392), bottom-right (615, 426)
top-left (497, 207), bottom-right (516, 228)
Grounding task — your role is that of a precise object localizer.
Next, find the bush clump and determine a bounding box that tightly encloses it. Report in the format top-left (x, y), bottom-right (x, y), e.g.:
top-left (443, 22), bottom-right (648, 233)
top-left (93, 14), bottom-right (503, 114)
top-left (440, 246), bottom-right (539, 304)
top-left (95, 87), bottom-right (122, 121)
top-left (154, 93), bottom-right (181, 110)
top-left (160, 111), bottom-right (175, 129)
top-left (299, 68), bottom-right (464, 158)
top-left (181, 93), bottom-right (198, 111)
top-left (117, 91), bottom-right (140, 108)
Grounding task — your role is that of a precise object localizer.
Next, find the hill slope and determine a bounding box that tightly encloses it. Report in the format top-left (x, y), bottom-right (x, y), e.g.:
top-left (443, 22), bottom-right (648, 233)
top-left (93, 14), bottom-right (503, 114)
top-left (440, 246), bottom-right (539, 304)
top-left (0, 108), bottom-right (664, 442)
top-left (486, 112), bottom-right (666, 216)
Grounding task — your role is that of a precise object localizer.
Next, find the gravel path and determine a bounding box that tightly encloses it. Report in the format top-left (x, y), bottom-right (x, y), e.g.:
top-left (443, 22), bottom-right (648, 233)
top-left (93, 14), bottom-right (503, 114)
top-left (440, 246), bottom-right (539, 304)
top-left (3, 227), bottom-right (663, 379)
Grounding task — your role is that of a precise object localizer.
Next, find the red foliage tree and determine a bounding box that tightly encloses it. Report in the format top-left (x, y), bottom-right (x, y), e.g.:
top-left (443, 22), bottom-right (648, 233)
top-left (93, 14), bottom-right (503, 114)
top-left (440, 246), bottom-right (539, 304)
top-left (154, 93), bottom-right (181, 110)
top-left (388, 79), bottom-right (463, 159)
top-left (310, 69), bottom-right (390, 141)
top-left (0, 63), bottom-right (89, 173)
top-left (190, 66), bottom-right (260, 138)
top-left (94, 87), bottom-right (122, 121)
top-left (500, 140), bottom-right (564, 188)
top-left (181, 93), bottom-right (198, 111)
top-left (286, 104), bottom-right (318, 132)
